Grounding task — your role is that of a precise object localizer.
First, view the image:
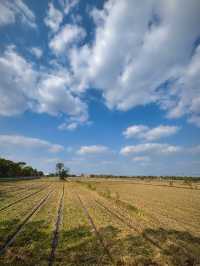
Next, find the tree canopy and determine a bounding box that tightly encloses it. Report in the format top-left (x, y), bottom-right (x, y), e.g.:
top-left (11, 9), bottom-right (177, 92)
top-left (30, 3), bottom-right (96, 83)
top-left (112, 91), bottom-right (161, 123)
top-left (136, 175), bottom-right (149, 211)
top-left (56, 162), bottom-right (69, 180)
top-left (0, 158), bottom-right (44, 178)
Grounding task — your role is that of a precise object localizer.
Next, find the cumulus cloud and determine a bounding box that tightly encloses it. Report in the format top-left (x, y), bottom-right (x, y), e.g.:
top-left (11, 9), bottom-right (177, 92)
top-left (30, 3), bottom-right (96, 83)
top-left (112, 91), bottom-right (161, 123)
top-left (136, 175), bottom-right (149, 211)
top-left (0, 134), bottom-right (64, 153)
top-left (44, 2), bottom-right (63, 32)
top-left (30, 47), bottom-right (43, 59)
top-left (166, 44), bottom-right (200, 126)
top-left (0, 46), bottom-right (37, 116)
top-left (123, 125), bottom-right (148, 139)
top-left (36, 72), bottom-right (88, 119)
top-left (123, 125), bottom-right (180, 141)
top-left (59, 0), bottom-right (79, 15)
top-left (67, 0), bottom-right (200, 126)
top-left (44, 0), bottom-right (79, 33)
top-left (58, 122), bottom-right (78, 131)
top-left (120, 143), bottom-right (181, 156)
top-left (1, 0), bottom-right (200, 131)
top-left (77, 145), bottom-right (109, 155)
top-left (0, 46), bottom-right (88, 126)
top-left (49, 24), bottom-right (86, 55)
top-left (0, 0), bottom-right (36, 28)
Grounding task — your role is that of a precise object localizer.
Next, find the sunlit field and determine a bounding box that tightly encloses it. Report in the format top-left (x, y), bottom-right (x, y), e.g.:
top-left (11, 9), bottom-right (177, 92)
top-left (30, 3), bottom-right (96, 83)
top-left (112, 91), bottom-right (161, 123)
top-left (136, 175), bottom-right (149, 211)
top-left (0, 178), bottom-right (199, 265)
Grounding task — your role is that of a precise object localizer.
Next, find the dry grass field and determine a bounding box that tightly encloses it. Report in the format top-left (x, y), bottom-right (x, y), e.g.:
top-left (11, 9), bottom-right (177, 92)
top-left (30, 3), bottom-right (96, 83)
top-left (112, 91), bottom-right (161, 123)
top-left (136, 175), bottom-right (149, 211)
top-left (0, 178), bottom-right (200, 265)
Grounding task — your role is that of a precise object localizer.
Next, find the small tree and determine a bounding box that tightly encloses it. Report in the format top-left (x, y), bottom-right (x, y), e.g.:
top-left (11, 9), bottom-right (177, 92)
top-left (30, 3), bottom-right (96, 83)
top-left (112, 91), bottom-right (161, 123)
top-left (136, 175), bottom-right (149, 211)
top-left (56, 163), bottom-right (69, 180)
top-left (56, 163), bottom-right (64, 176)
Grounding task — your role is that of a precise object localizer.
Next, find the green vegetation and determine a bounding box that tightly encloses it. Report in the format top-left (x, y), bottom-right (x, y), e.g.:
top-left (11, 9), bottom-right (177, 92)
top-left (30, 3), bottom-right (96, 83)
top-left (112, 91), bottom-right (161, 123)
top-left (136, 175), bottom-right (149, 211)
top-left (0, 158), bottom-right (44, 179)
top-left (56, 162), bottom-right (70, 180)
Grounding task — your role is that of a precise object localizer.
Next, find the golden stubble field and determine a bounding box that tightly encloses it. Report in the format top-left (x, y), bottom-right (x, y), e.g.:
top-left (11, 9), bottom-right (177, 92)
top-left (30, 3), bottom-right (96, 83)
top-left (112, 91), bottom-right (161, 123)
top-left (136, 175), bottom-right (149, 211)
top-left (0, 178), bottom-right (199, 265)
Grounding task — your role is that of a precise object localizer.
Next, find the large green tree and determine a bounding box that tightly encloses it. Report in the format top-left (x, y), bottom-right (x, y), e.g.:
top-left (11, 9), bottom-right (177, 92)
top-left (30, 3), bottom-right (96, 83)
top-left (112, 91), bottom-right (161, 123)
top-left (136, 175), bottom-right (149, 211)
top-left (0, 158), bottom-right (44, 178)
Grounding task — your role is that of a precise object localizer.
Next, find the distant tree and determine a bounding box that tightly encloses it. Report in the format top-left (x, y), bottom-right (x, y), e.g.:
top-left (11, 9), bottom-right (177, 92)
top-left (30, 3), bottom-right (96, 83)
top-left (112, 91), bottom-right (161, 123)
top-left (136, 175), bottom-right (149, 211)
top-left (56, 163), bottom-right (64, 176)
top-left (38, 171), bottom-right (44, 176)
top-left (56, 163), bottom-right (69, 180)
top-left (17, 162), bottom-right (26, 168)
top-left (21, 166), bottom-right (34, 176)
top-left (60, 168), bottom-right (69, 180)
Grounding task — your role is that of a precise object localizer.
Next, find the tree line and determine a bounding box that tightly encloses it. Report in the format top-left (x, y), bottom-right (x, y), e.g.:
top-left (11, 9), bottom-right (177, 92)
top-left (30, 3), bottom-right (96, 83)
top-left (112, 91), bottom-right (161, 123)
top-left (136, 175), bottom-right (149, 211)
top-left (88, 174), bottom-right (200, 181)
top-left (0, 158), bottom-right (44, 178)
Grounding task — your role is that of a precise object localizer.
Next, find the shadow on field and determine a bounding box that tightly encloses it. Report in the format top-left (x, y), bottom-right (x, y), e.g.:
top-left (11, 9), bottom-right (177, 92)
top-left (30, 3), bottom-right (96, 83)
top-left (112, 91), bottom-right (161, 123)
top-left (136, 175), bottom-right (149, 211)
top-left (0, 218), bottom-right (200, 265)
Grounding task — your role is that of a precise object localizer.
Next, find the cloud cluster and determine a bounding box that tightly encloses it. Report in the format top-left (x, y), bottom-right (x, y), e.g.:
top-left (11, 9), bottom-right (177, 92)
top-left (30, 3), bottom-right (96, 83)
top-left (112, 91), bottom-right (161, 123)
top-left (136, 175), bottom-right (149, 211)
top-left (122, 124), bottom-right (181, 159)
top-left (0, 134), bottom-right (63, 153)
top-left (49, 24), bottom-right (86, 55)
top-left (44, 2), bottom-right (63, 32)
top-left (0, 46), bottom-right (37, 116)
top-left (123, 125), bottom-right (180, 141)
top-left (66, 0), bottom-right (200, 127)
top-left (77, 145), bottom-right (109, 155)
top-left (44, 0), bottom-right (79, 33)
top-left (166, 45), bottom-right (200, 125)
top-left (0, 46), bottom-right (88, 127)
top-left (0, 0), bottom-right (36, 28)
top-left (120, 143), bottom-right (181, 156)
top-left (1, 0), bottom-right (200, 131)
top-left (30, 47), bottom-right (43, 59)
top-left (59, 0), bottom-right (79, 15)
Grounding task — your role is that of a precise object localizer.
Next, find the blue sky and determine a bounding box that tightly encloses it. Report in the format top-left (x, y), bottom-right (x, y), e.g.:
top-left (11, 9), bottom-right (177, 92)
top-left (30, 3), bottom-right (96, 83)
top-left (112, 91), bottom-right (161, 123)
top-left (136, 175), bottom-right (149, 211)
top-left (0, 0), bottom-right (200, 176)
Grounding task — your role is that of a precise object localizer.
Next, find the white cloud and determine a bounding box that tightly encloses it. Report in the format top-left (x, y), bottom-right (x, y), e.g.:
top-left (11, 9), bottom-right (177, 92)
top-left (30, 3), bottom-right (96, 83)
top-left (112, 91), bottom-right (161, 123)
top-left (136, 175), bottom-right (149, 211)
top-left (30, 47), bottom-right (43, 59)
top-left (58, 122), bottom-right (78, 131)
top-left (44, 0), bottom-right (79, 33)
top-left (166, 44), bottom-right (200, 126)
top-left (59, 0), bottom-right (79, 15)
top-left (1, 0), bottom-right (200, 135)
top-left (123, 125), bottom-right (148, 139)
top-left (0, 2), bottom-right (15, 26)
top-left (49, 24), bottom-right (86, 55)
top-left (58, 117), bottom-right (91, 131)
top-left (0, 46), bottom-right (37, 116)
top-left (0, 46), bottom-right (88, 126)
top-left (67, 0), bottom-right (200, 126)
top-left (36, 72), bottom-right (88, 119)
top-left (77, 145), bottom-right (109, 155)
top-left (44, 2), bottom-right (63, 32)
top-left (144, 125), bottom-right (180, 141)
top-left (0, 0), bottom-right (36, 28)
top-left (123, 124), bottom-right (180, 141)
top-left (120, 143), bottom-right (181, 156)
top-left (0, 134), bottom-right (64, 153)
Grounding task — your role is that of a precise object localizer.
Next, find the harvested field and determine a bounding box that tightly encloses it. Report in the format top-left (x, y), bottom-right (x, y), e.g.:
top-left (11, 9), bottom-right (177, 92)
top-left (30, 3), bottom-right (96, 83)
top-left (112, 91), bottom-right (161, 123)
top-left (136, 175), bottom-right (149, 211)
top-left (0, 178), bottom-right (199, 265)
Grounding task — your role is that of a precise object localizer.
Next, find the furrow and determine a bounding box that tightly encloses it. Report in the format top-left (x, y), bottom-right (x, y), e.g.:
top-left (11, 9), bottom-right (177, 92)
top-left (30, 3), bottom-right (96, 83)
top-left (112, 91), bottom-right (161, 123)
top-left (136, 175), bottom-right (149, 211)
top-left (0, 184), bottom-right (50, 212)
top-left (48, 184), bottom-right (65, 266)
top-left (0, 189), bottom-right (54, 255)
top-left (76, 192), bottom-right (115, 265)
top-left (95, 199), bottom-right (164, 251)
